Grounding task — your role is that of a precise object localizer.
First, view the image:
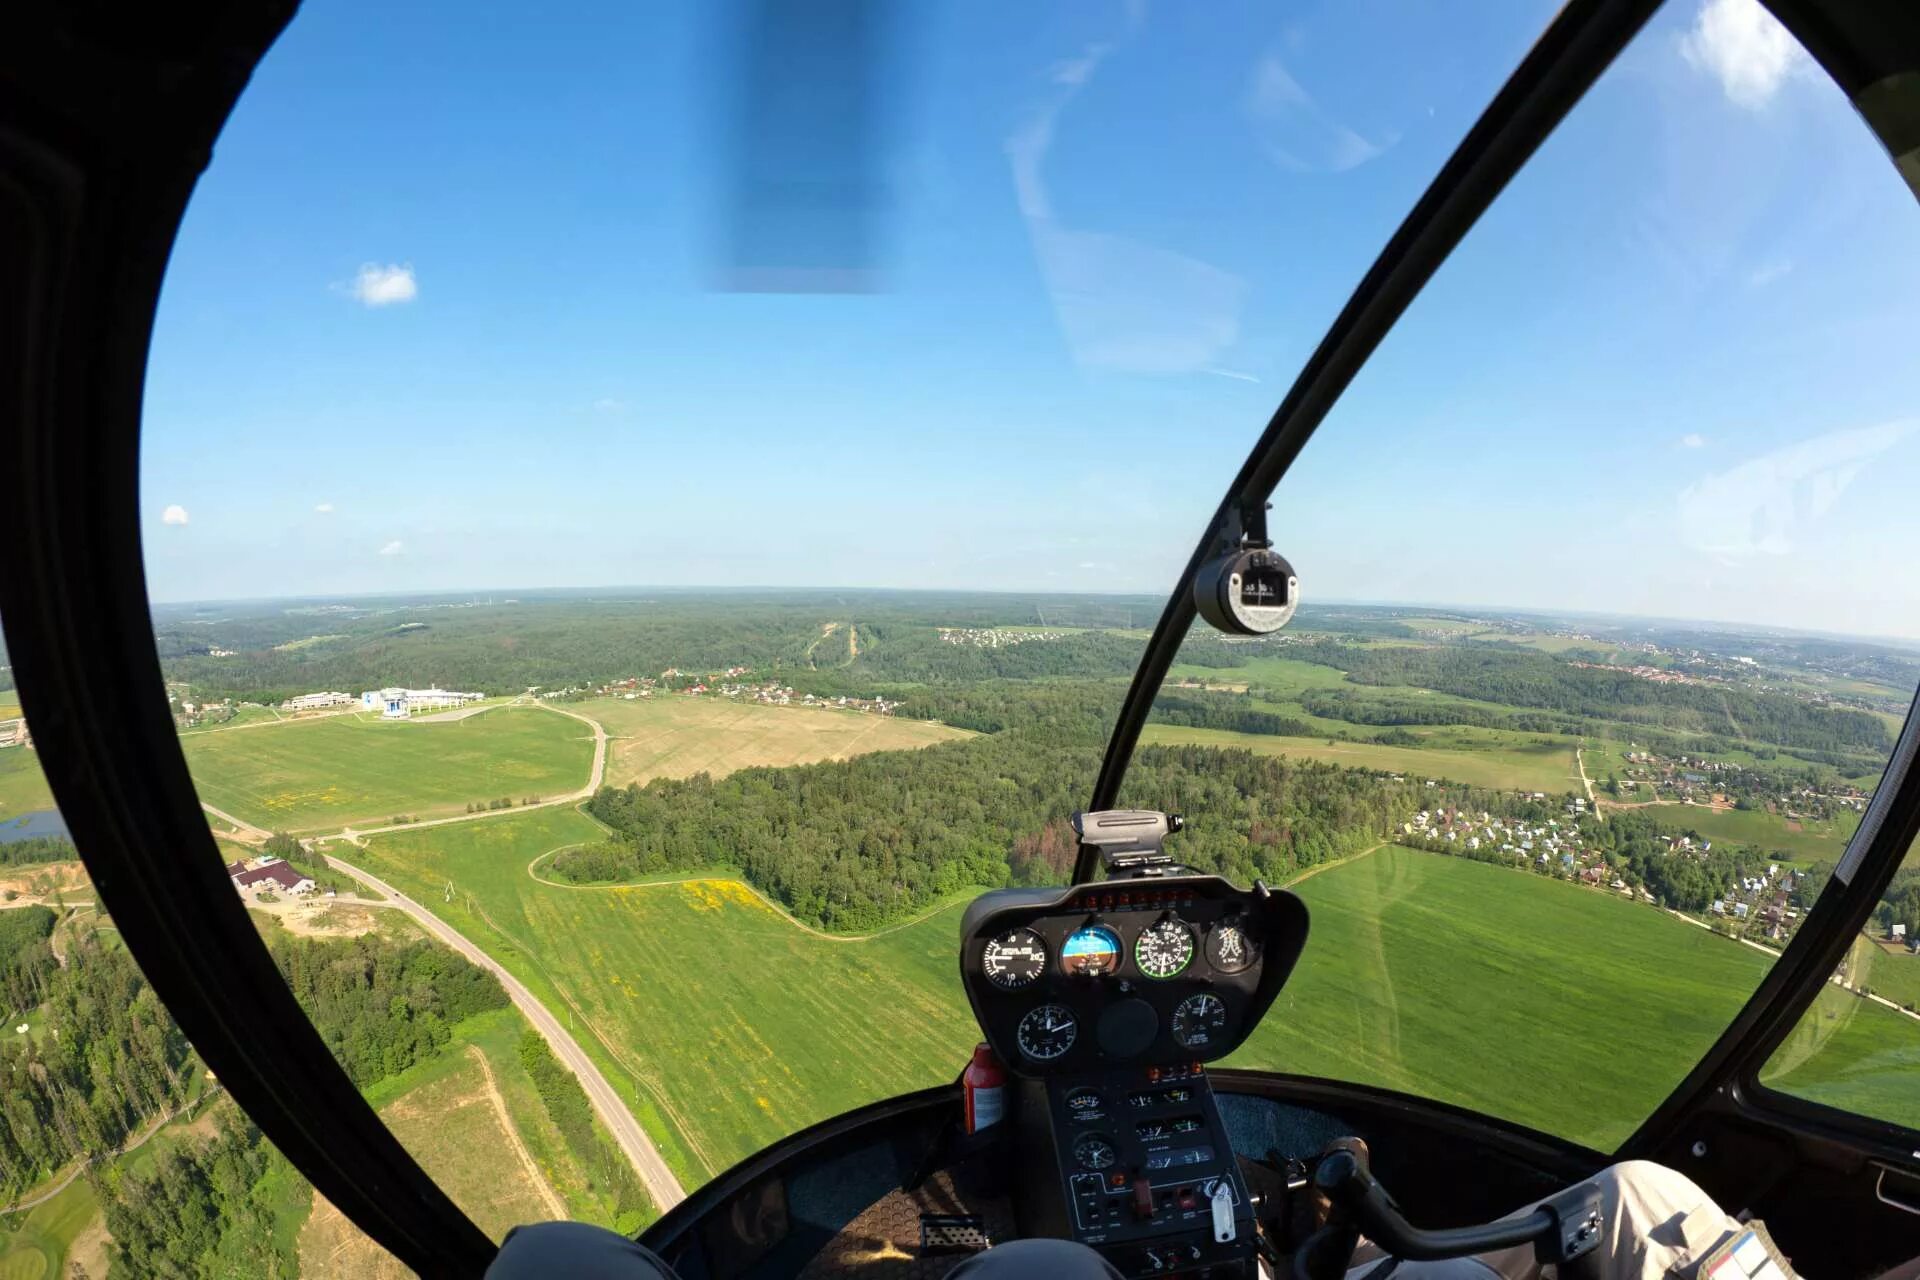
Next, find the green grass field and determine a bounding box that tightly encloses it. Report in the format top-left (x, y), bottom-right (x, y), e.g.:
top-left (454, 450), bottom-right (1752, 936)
top-left (346, 806), bottom-right (979, 1187)
top-left (1140, 724), bottom-right (1583, 794)
top-left (1854, 938), bottom-right (1920, 1012)
top-left (346, 812), bottom-right (1920, 1187)
top-left (1230, 848), bottom-right (1780, 1149)
top-left (0, 1176), bottom-right (97, 1280)
top-left (0, 750), bottom-right (54, 821)
top-left (1762, 983), bottom-right (1920, 1129)
top-left (1606, 801), bottom-right (1862, 862)
top-left (581, 695), bottom-right (971, 791)
top-left (181, 706), bottom-right (592, 832)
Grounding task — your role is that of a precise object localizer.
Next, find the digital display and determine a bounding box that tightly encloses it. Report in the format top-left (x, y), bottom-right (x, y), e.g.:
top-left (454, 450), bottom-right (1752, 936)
top-left (1060, 925), bottom-right (1122, 977)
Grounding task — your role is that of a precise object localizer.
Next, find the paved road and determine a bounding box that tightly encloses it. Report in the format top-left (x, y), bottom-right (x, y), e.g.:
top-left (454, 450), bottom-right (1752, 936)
top-left (200, 701), bottom-right (685, 1209)
top-left (323, 849), bottom-right (686, 1211)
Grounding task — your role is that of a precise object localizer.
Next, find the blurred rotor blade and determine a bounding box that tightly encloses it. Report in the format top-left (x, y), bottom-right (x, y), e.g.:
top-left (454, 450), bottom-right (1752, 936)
top-left (716, 0), bottom-right (902, 292)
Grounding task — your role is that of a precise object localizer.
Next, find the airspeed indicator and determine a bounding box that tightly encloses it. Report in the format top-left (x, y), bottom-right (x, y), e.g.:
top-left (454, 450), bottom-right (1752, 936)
top-left (982, 928), bottom-right (1047, 990)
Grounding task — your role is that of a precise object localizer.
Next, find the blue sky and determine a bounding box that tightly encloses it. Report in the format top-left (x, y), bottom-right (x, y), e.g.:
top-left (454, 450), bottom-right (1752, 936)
top-left (139, 0), bottom-right (1920, 637)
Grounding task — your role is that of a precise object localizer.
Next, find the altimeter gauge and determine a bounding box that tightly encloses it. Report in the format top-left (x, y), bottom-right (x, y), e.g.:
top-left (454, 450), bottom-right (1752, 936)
top-left (1134, 918), bottom-right (1195, 979)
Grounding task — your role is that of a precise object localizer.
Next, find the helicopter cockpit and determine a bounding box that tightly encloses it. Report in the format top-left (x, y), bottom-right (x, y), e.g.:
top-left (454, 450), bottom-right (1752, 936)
top-left (7, 1), bottom-right (1920, 1278)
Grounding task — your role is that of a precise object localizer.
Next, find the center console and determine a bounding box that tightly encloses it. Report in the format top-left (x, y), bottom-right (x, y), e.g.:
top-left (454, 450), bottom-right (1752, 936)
top-left (1040, 1062), bottom-right (1254, 1277)
top-left (958, 818), bottom-right (1310, 1279)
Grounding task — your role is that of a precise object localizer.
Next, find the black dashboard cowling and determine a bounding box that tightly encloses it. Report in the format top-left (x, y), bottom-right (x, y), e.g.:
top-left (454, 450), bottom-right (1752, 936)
top-left (959, 876), bottom-right (1309, 1078)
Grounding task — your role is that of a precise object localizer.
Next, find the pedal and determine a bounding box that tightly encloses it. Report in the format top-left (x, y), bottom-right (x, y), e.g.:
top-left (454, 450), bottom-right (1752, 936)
top-left (919, 1213), bottom-right (991, 1255)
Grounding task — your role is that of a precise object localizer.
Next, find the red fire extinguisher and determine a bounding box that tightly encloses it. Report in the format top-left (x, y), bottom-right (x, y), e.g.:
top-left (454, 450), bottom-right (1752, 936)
top-left (963, 1042), bottom-right (1006, 1133)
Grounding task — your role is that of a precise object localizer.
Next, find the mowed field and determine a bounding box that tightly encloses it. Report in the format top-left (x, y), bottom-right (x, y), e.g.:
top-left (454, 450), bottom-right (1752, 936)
top-left (1140, 725), bottom-right (1582, 794)
top-left (181, 706), bottom-right (592, 832)
top-left (582, 695), bottom-right (971, 790)
top-left (346, 806), bottom-right (979, 1188)
top-left (0, 749), bottom-right (54, 821)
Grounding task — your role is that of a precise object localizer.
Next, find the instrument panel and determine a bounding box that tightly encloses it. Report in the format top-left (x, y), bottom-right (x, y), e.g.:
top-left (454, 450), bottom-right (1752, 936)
top-left (958, 875), bottom-right (1308, 1077)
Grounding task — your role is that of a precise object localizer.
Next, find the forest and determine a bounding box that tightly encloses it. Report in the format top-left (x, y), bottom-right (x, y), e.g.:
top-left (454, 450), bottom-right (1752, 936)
top-left (1289, 642), bottom-right (1892, 765)
top-left (0, 931), bottom-right (193, 1198)
top-left (580, 737), bottom-right (1430, 930)
top-left (0, 834), bottom-right (77, 869)
top-left (269, 932), bottom-right (508, 1086)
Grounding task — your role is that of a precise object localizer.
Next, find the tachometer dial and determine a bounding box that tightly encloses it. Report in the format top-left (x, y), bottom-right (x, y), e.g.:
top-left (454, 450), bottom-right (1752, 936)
top-left (1061, 925), bottom-right (1122, 977)
top-left (1073, 1134), bottom-right (1118, 1171)
top-left (1134, 918), bottom-right (1195, 979)
top-left (1205, 921), bottom-right (1260, 974)
top-left (982, 928), bottom-right (1047, 990)
top-left (1171, 993), bottom-right (1229, 1049)
top-left (1017, 1004), bottom-right (1079, 1061)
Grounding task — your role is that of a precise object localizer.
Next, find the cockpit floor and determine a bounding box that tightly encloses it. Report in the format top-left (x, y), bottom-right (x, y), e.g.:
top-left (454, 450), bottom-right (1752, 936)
top-left (799, 1169), bottom-right (1016, 1280)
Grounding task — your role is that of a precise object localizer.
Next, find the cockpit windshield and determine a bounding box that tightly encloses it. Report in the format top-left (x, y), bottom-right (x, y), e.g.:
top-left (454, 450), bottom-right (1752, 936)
top-left (4, 0), bottom-right (1915, 1272)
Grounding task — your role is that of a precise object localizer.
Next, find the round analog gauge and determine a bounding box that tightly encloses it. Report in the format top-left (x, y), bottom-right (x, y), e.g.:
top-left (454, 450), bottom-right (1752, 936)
top-left (1134, 918), bottom-right (1195, 979)
top-left (1017, 1004), bottom-right (1079, 1061)
top-left (1065, 1088), bottom-right (1106, 1122)
top-left (1060, 925), bottom-right (1122, 977)
top-left (1206, 921), bottom-right (1260, 974)
top-left (1171, 993), bottom-right (1229, 1049)
top-left (982, 928), bottom-right (1047, 990)
top-left (1073, 1134), bottom-right (1118, 1171)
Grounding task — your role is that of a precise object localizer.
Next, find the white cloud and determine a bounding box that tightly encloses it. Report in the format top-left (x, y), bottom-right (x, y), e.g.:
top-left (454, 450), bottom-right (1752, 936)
top-left (1203, 367), bottom-right (1261, 384)
top-left (591, 397), bottom-right (626, 413)
top-left (1747, 259), bottom-right (1793, 288)
top-left (1680, 433), bottom-right (1707, 449)
top-left (1680, 0), bottom-right (1807, 110)
top-left (378, 540), bottom-right (404, 556)
top-left (345, 263), bottom-right (418, 307)
top-left (161, 504), bottom-right (189, 526)
top-left (1245, 54), bottom-right (1392, 174)
top-left (314, 502), bottom-right (335, 514)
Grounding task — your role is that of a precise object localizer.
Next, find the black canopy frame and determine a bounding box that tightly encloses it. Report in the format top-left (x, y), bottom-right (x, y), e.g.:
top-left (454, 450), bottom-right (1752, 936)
top-left (1, 0), bottom-right (1917, 1274)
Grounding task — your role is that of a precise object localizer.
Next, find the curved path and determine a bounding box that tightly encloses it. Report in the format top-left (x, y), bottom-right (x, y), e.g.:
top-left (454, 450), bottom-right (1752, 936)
top-left (323, 847), bottom-right (686, 1210)
top-left (201, 699), bottom-right (680, 1210)
top-left (523, 845), bottom-right (971, 943)
top-left (3, 1086), bottom-right (222, 1215)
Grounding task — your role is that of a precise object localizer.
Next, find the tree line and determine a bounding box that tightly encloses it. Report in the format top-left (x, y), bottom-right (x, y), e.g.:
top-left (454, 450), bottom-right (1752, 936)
top-left (1287, 642), bottom-right (1891, 766)
top-left (579, 735), bottom-right (1437, 930)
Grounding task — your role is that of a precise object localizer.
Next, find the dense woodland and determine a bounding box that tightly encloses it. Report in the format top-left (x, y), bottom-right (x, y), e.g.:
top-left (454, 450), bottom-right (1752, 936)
top-left (0, 834), bottom-right (77, 869)
top-left (0, 931), bottom-right (193, 1198)
top-left (580, 738), bottom-right (1426, 930)
top-left (270, 932), bottom-right (508, 1086)
top-left (94, 1115), bottom-right (295, 1279)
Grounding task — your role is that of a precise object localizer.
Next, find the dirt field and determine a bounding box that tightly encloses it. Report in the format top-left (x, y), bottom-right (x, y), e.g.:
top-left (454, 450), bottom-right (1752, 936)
top-left (297, 1195), bottom-right (413, 1280)
top-left (379, 1045), bottom-right (560, 1240)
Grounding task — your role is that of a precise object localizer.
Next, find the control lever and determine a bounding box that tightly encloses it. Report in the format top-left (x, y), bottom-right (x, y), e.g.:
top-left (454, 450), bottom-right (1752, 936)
top-left (1312, 1151), bottom-right (1604, 1265)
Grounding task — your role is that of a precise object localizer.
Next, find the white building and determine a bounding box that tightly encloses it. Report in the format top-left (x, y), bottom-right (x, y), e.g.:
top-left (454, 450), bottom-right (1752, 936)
top-left (282, 691), bottom-right (355, 712)
top-left (360, 687), bottom-right (485, 718)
